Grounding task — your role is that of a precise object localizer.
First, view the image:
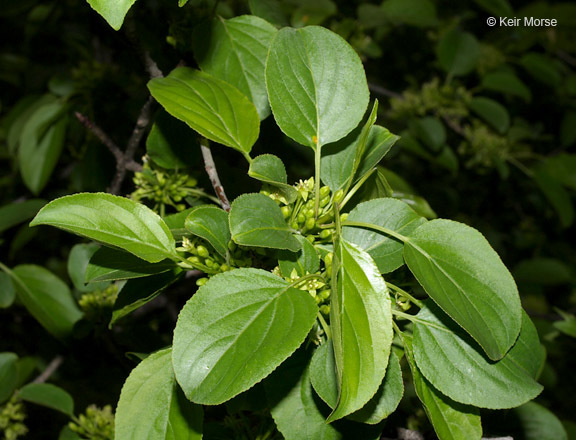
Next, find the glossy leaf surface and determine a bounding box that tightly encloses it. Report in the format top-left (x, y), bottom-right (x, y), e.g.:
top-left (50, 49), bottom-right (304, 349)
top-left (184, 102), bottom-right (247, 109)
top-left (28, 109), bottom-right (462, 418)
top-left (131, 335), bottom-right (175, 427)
top-left (344, 198), bottom-right (426, 274)
top-left (229, 193), bottom-right (301, 251)
top-left (173, 269), bottom-right (317, 404)
top-left (266, 26), bottom-right (369, 148)
top-left (328, 239), bottom-right (392, 421)
top-left (404, 219), bottom-right (521, 360)
top-left (31, 193), bottom-right (176, 263)
top-left (194, 15), bottom-right (277, 119)
top-left (115, 348), bottom-right (203, 440)
top-left (413, 304), bottom-right (543, 409)
top-left (85, 0), bottom-right (138, 30)
top-left (185, 205), bottom-right (230, 258)
top-left (148, 68), bottom-right (259, 156)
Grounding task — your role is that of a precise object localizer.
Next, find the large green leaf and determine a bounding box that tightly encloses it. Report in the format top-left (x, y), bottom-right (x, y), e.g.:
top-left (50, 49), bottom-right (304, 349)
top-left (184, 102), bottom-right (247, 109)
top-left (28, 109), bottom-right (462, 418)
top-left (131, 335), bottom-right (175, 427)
top-left (148, 68), bottom-right (259, 158)
top-left (327, 239), bottom-right (393, 421)
top-left (413, 303), bottom-right (543, 409)
top-left (85, 247), bottom-right (175, 283)
top-left (266, 26), bottom-right (369, 149)
top-left (403, 334), bottom-right (482, 440)
top-left (469, 97), bottom-right (510, 134)
top-left (404, 219), bottom-right (522, 360)
top-left (110, 270), bottom-right (182, 326)
top-left (0, 199), bottom-right (46, 234)
top-left (185, 205), bottom-right (231, 258)
top-left (115, 348), bottom-right (203, 440)
top-left (18, 101), bottom-right (67, 195)
top-left (310, 342), bottom-right (403, 424)
top-left (278, 235), bottom-right (320, 277)
top-left (194, 16), bottom-right (277, 120)
top-left (436, 29), bottom-right (480, 77)
top-left (85, 0), bottom-right (138, 30)
top-left (31, 193), bottom-right (176, 263)
top-left (172, 268), bottom-right (318, 404)
top-left (265, 349), bottom-right (382, 440)
top-left (248, 154), bottom-right (299, 203)
top-left (67, 243), bottom-right (109, 293)
top-left (0, 352), bottom-right (18, 404)
top-left (229, 193), bottom-right (301, 251)
top-left (18, 383), bottom-right (74, 416)
top-left (481, 71), bottom-right (532, 102)
top-left (9, 265), bottom-right (82, 339)
top-left (344, 198), bottom-right (426, 274)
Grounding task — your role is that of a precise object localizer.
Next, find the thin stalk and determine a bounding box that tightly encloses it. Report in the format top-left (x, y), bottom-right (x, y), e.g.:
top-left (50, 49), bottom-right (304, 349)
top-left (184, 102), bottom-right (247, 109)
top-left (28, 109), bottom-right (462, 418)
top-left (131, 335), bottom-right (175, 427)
top-left (386, 282), bottom-right (424, 308)
top-left (342, 221), bottom-right (409, 243)
top-left (340, 167), bottom-right (377, 210)
top-left (317, 312), bottom-right (332, 340)
top-left (392, 310), bottom-right (452, 333)
top-left (288, 273), bottom-right (326, 290)
top-left (314, 146), bottom-right (322, 218)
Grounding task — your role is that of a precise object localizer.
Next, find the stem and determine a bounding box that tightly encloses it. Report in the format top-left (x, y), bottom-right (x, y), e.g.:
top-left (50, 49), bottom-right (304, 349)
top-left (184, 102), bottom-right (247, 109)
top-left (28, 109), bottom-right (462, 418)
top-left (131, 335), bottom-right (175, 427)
top-left (508, 156), bottom-right (534, 178)
top-left (340, 167), bottom-right (377, 210)
top-left (200, 141), bottom-right (231, 211)
top-left (392, 310), bottom-right (452, 333)
top-left (314, 146), bottom-right (322, 218)
top-left (342, 221), bottom-right (409, 243)
top-left (33, 356), bottom-right (64, 384)
top-left (317, 312), bottom-right (332, 340)
top-left (288, 273), bottom-right (326, 290)
top-left (386, 282), bottom-right (423, 308)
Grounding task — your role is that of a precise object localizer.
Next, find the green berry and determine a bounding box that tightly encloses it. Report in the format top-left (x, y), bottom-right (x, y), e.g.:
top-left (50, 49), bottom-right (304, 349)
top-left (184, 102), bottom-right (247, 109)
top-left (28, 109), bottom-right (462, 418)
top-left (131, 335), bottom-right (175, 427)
top-left (320, 186), bottom-right (331, 197)
top-left (281, 206), bottom-right (291, 218)
top-left (196, 277), bottom-right (208, 286)
top-left (320, 289), bottom-right (331, 300)
top-left (333, 189), bottom-right (344, 203)
top-left (320, 305), bottom-right (330, 315)
top-left (305, 218), bottom-right (315, 230)
top-left (320, 229), bottom-right (332, 239)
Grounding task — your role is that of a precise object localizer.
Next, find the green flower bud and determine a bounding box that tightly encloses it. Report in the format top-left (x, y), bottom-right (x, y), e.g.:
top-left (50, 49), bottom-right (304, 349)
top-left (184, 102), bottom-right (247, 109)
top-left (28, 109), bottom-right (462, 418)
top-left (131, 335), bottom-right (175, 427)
top-left (340, 213), bottom-right (349, 222)
top-left (319, 196), bottom-right (330, 207)
top-left (220, 264), bottom-right (230, 272)
top-left (298, 213), bottom-right (306, 224)
top-left (320, 305), bottom-right (330, 315)
top-left (204, 258), bottom-right (214, 267)
top-left (291, 221), bottom-right (299, 230)
top-left (315, 295), bottom-right (322, 304)
top-left (320, 289), bottom-right (331, 300)
top-left (306, 235), bottom-right (315, 243)
top-left (228, 241), bottom-right (237, 251)
top-left (320, 186), bottom-right (331, 197)
top-left (197, 245), bottom-right (210, 258)
top-left (196, 277), bottom-right (208, 286)
top-left (305, 218), bottom-right (315, 230)
top-left (324, 252), bottom-right (333, 266)
top-left (320, 229), bottom-right (332, 239)
top-left (188, 256), bottom-right (201, 264)
top-left (333, 189), bottom-right (344, 203)
top-left (281, 206), bottom-right (291, 218)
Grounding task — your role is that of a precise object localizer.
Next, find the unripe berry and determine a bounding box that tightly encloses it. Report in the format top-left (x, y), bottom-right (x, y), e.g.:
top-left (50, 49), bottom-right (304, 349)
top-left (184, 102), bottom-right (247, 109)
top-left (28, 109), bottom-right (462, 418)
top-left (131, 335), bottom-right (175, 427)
top-left (305, 218), bottom-right (315, 230)
top-left (320, 305), bottom-right (330, 315)
top-left (196, 277), bottom-right (208, 286)
top-left (320, 186), bottom-right (331, 197)
top-left (320, 289), bottom-right (331, 300)
top-left (197, 245), bottom-right (210, 258)
top-left (281, 206), bottom-right (291, 218)
top-left (320, 229), bottom-right (332, 239)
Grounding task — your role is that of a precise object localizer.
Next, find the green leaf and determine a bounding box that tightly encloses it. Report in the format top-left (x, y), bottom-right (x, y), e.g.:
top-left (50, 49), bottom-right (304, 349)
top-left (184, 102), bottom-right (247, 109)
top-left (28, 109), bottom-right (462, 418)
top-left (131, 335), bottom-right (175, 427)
top-left (403, 334), bottom-right (482, 440)
top-left (310, 342), bottom-right (403, 424)
top-left (110, 269), bottom-right (182, 326)
top-left (172, 268), bottom-right (318, 404)
top-left (185, 205), bottom-right (231, 258)
top-left (84, 0), bottom-right (138, 30)
top-left (9, 265), bottom-right (82, 339)
top-left (474, 0), bottom-right (513, 16)
top-left (413, 303), bottom-right (543, 409)
top-left (67, 243), bottom-right (109, 293)
top-left (437, 29), bottom-right (480, 77)
top-left (194, 16), bottom-right (277, 120)
top-left (520, 53), bottom-right (561, 88)
top-left (7, 95), bottom-right (57, 155)
top-left (248, 155), bottom-right (299, 203)
top-left (513, 402), bottom-right (568, 440)
top-left (85, 247), bottom-right (176, 283)
top-left (380, 0), bottom-right (439, 27)
top-left (31, 193), bottom-right (177, 263)
top-left (265, 349), bottom-right (383, 440)
top-left (321, 124), bottom-right (397, 192)
top-left (146, 110), bottom-right (199, 169)
top-left (18, 102), bottom-right (68, 195)
top-left (0, 199), bottom-right (46, 234)
top-left (327, 239), bottom-right (393, 421)
top-left (229, 193), bottom-right (301, 251)
top-left (410, 117), bottom-right (446, 152)
top-left (481, 71), bottom-right (532, 102)
top-left (249, 0), bottom-right (290, 27)
top-left (266, 26), bottom-right (369, 149)
top-left (0, 352), bottom-right (18, 404)
top-left (278, 235), bottom-right (320, 277)
top-left (379, 168), bottom-right (437, 219)
top-left (148, 68), bottom-right (259, 158)
top-left (59, 426), bottom-right (82, 440)
top-left (115, 348), bottom-right (203, 440)
top-left (541, 154), bottom-right (576, 191)
top-left (18, 383), bottom-right (74, 416)
top-left (404, 219), bottom-right (522, 360)
top-left (0, 272), bottom-right (16, 308)
top-left (343, 198), bottom-right (426, 274)
top-left (469, 97), bottom-right (510, 134)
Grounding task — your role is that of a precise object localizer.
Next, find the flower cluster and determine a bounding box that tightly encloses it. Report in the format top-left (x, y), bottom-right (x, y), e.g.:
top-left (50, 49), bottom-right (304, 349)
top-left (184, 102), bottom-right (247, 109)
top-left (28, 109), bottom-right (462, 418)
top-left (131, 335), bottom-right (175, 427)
top-left (0, 396), bottom-right (27, 440)
top-left (78, 285), bottom-right (119, 321)
top-left (69, 405), bottom-right (114, 440)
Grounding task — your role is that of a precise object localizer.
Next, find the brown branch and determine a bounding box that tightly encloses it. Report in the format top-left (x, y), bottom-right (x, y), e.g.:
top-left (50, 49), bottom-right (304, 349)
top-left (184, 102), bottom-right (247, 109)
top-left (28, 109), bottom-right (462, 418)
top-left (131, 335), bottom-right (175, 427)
top-left (75, 112), bottom-right (123, 163)
top-left (33, 355), bottom-right (64, 384)
top-left (200, 142), bottom-right (231, 211)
